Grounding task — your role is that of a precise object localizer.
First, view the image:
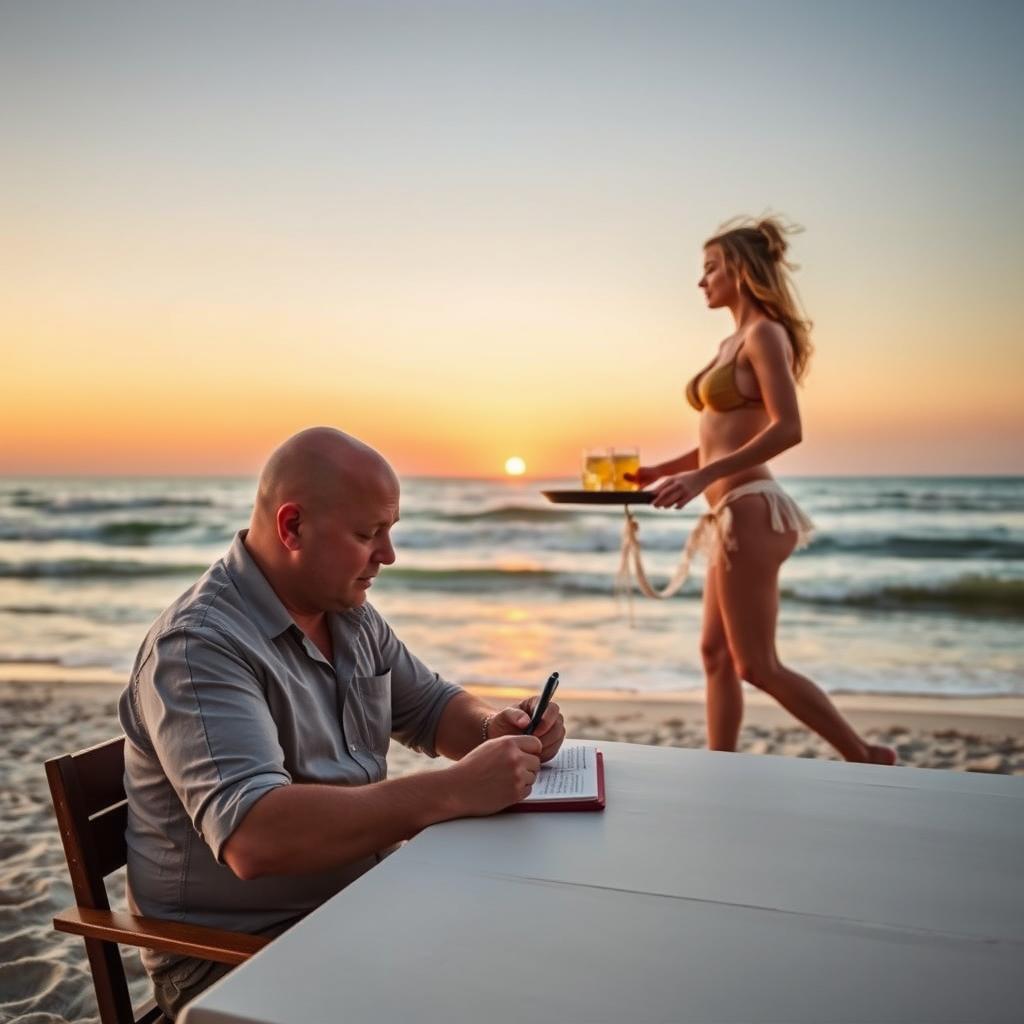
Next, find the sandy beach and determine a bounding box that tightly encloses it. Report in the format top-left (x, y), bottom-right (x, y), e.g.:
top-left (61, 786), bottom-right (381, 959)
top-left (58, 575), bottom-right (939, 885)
top-left (2, 679), bottom-right (1022, 1023)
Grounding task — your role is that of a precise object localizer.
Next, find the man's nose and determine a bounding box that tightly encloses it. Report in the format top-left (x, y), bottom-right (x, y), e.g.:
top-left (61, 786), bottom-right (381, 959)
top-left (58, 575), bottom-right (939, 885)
top-left (374, 534), bottom-right (397, 565)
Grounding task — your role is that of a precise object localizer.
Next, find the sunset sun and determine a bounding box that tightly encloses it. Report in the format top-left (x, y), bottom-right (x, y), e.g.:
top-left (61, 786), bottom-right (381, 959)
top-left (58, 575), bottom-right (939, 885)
top-left (504, 456), bottom-right (526, 476)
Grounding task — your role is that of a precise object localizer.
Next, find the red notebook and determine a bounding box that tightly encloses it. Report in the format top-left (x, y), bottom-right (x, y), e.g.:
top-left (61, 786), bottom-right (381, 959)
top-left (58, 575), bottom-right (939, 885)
top-left (506, 744), bottom-right (605, 813)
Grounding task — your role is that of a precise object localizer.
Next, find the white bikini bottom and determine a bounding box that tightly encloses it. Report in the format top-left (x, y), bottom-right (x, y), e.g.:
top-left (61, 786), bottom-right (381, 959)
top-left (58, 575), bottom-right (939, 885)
top-left (616, 479), bottom-right (815, 601)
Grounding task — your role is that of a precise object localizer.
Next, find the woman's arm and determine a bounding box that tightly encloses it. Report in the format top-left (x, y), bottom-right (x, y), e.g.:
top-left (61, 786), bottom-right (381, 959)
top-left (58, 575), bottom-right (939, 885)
top-left (699, 320), bottom-right (802, 485)
top-left (653, 449), bottom-right (701, 476)
top-left (628, 448), bottom-right (700, 487)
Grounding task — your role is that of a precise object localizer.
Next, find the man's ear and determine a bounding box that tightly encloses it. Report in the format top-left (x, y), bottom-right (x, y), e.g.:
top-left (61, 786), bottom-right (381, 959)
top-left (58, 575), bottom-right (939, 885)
top-left (276, 502), bottom-right (303, 551)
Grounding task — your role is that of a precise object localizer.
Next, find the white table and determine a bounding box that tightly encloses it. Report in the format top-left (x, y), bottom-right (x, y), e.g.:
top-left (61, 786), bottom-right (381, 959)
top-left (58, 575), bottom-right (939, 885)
top-left (181, 742), bottom-right (1024, 1023)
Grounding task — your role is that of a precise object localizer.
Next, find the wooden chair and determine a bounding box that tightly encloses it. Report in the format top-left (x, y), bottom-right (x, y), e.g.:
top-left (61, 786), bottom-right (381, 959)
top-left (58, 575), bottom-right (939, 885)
top-left (45, 736), bottom-right (270, 1024)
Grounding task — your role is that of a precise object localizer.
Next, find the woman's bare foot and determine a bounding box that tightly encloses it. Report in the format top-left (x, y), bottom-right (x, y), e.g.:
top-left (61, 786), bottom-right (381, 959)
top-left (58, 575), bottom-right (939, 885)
top-left (866, 743), bottom-right (898, 766)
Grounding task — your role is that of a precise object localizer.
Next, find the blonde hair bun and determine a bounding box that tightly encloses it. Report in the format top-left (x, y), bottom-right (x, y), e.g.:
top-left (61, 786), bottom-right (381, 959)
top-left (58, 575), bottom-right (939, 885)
top-left (755, 219), bottom-right (788, 261)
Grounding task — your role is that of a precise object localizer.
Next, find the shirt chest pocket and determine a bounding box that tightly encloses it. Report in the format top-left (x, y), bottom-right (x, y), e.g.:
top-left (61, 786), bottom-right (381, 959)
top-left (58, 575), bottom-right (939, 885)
top-left (342, 670), bottom-right (392, 760)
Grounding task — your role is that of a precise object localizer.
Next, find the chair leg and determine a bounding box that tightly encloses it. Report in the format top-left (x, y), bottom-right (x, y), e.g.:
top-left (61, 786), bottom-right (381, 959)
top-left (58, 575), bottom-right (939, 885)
top-left (83, 937), bottom-right (136, 1024)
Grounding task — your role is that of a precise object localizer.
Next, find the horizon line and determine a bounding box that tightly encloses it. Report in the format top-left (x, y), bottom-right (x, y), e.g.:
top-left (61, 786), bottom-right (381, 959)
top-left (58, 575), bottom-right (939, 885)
top-left (1, 471), bottom-right (1022, 481)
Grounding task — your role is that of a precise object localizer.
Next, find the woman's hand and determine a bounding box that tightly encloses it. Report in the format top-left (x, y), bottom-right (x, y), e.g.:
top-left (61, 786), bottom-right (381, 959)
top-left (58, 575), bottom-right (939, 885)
top-left (623, 464), bottom-right (664, 488)
top-left (651, 469), bottom-right (710, 509)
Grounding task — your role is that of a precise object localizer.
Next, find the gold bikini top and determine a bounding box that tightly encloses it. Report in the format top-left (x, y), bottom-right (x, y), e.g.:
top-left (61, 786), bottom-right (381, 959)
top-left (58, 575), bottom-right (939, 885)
top-left (685, 344), bottom-right (762, 412)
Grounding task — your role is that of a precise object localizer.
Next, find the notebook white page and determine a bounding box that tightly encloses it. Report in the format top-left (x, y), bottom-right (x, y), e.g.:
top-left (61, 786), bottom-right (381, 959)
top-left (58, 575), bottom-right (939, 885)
top-left (522, 743), bottom-right (599, 801)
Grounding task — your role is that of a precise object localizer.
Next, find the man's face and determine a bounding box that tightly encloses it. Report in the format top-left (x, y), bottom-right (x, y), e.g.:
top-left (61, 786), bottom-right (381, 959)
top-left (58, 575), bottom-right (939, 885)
top-left (298, 468), bottom-right (400, 611)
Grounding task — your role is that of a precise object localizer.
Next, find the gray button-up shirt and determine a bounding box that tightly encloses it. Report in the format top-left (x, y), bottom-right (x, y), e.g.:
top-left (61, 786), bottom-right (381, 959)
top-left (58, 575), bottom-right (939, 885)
top-left (118, 531), bottom-right (462, 974)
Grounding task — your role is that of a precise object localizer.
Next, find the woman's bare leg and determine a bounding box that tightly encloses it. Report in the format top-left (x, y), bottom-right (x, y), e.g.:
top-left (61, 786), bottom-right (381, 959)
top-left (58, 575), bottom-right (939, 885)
top-left (700, 565), bottom-right (743, 751)
top-left (714, 497), bottom-right (895, 765)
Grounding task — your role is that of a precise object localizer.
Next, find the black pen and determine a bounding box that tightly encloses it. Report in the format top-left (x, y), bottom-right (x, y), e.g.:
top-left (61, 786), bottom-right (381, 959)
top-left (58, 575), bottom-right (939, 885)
top-left (524, 671), bottom-right (559, 735)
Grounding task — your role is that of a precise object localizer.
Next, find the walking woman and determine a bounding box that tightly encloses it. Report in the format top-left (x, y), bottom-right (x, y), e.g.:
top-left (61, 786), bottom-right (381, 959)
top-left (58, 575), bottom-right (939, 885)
top-left (630, 218), bottom-right (896, 764)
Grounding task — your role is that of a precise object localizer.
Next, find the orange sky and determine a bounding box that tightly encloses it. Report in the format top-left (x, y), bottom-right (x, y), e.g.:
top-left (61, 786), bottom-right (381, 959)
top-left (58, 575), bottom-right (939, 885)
top-left (4, 258), bottom-right (1022, 477)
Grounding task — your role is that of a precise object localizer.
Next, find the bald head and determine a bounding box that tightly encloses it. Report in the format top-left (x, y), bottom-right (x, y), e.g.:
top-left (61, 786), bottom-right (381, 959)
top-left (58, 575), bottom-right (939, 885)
top-left (244, 428), bottom-right (401, 614)
top-left (252, 427), bottom-right (397, 529)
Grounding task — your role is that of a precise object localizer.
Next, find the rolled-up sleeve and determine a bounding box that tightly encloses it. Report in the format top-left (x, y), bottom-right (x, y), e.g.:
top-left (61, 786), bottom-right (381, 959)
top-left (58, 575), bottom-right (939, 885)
top-left (363, 608), bottom-right (462, 756)
top-left (136, 626), bottom-right (291, 861)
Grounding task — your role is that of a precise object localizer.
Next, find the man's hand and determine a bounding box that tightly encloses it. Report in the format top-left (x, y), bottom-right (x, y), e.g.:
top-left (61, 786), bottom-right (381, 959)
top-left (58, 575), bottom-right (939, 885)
top-left (447, 735), bottom-right (543, 816)
top-left (488, 700), bottom-right (566, 763)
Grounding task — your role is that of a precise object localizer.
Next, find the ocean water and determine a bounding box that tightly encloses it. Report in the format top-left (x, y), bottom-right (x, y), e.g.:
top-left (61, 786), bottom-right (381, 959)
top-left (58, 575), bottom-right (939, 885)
top-left (0, 476), bottom-right (1021, 698)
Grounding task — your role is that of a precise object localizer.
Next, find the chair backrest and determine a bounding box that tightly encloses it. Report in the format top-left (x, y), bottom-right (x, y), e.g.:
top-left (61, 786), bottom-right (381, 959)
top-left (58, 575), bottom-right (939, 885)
top-left (45, 736), bottom-right (154, 1024)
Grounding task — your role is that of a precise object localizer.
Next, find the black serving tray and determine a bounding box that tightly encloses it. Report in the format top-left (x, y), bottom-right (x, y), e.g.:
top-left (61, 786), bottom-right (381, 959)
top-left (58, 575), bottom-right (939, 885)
top-left (541, 490), bottom-right (654, 505)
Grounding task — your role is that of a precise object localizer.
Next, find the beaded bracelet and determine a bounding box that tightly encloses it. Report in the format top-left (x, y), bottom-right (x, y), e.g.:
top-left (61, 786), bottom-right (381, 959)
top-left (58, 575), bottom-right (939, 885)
top-left (481, 713), bottom-right (494, 743)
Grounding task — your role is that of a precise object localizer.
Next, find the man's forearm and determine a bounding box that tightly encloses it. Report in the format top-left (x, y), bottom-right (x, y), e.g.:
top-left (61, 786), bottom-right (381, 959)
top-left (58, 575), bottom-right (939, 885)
top-left (222, 721), bottom-right (543, 879)
top-left (433, 690), bottom-right (495, 760)
top-left (222, 772), bottom-right (461, 879)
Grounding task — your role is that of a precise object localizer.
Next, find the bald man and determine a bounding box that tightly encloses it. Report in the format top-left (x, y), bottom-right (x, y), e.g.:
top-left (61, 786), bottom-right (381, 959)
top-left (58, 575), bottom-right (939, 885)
top-left (118, 427), bottom-right (564, 1019)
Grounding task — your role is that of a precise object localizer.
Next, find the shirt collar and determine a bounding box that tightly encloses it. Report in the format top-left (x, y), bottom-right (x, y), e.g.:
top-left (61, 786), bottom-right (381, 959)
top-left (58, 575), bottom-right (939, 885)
top-left (222, 530), bottom-right (368, 641)
top-left (223, 530), bottom-right (298, 640)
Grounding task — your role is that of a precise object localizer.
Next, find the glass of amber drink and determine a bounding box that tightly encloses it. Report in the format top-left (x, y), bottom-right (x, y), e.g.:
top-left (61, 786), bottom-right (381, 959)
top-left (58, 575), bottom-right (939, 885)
top-left (582, 448), bottom-right (614, 491)
top-left (613, 447), bottom-right (640, 491)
